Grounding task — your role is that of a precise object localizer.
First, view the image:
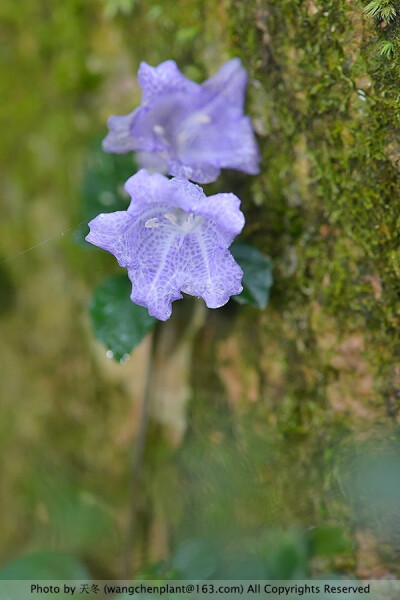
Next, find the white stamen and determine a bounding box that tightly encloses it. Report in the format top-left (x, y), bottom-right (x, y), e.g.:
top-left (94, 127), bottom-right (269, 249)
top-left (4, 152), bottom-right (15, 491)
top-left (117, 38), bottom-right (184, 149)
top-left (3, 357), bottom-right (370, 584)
top-left (145, 217), bottom-right (160, 228)
top-left (176, 114), bottom-right (211, 148)
top-left (177, 131), bottom-right (189, 146)
top-left (182, 213), bottom-right (194, 232)
top-left (164, 213), bottom-right (178, 225)
top-left (194, 113), bottom-right (211, 125)
top-left (153, 124), bottom-right (165, 136)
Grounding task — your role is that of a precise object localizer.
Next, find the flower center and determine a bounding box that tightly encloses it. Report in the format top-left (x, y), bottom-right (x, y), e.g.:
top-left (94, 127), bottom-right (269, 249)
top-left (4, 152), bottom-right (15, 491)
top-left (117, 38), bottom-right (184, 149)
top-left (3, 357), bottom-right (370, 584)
top-left (176, 113), bottom-right (212, 148)
top-left (151, 109), bottom-right (212, 154)
top-left (145, 207), bottom-right (203, 235)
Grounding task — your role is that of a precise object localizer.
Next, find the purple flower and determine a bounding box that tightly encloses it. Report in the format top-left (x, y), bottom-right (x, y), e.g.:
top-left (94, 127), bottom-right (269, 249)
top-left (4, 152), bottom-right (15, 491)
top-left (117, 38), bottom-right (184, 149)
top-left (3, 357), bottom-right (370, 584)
top-left (102, 59), bottom-right (260, 184)
top-left (86, 170), bottom-right (245, 320)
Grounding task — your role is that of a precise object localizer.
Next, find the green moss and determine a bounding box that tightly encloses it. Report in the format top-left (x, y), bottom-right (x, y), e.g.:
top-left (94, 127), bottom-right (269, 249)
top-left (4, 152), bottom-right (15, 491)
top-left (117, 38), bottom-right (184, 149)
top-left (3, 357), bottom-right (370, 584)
top-left (224, 0), bottom-right (400, 411)
top-left (171, 0), bottom-right (400, 574)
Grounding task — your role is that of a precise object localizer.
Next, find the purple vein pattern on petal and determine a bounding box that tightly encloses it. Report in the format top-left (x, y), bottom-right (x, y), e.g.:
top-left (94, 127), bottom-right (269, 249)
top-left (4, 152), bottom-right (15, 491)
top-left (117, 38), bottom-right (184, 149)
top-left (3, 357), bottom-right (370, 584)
top-left (86, 170), bottom-right (245, 321)
top-left (102, 59), bottom-right (260, 183)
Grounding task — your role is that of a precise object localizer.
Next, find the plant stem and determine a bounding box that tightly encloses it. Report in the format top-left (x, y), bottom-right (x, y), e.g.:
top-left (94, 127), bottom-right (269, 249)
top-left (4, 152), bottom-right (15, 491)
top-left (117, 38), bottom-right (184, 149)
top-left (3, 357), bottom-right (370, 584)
top-left (123, 323), bottom-right (159, 578)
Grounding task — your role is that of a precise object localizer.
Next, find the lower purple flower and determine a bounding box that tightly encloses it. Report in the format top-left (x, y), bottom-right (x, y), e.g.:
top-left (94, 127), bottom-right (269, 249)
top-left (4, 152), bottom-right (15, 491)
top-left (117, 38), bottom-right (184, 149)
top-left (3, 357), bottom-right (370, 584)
top-left (86, 170), bottom-right (245, 321)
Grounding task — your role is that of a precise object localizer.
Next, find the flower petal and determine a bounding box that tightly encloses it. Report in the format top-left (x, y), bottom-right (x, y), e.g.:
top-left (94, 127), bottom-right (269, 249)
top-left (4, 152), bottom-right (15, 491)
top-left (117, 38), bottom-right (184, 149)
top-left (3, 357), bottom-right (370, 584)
top-left (126, 210), bottom-right (186, 320)
top-left (136, 151), bottom-right (168, 174)
top-left (173, 108), bottom-right (260, 176)
top-left (137, 60), bottom-right (199, 105)
top-left (179, 227), bottom-right (244, 308)
top-left (167, 160), bottom-right (221, 185)
top-left (203, 58), bottom-right (248, 111)
top-left (125, 172), bottom-right (245, 244)
top-left (86, 211), bottom-right (135, 267)
top-left (165, 178), bottom-right (245, 244)
top-left (124, 169), bottom-right (172, 217)
top-left (102, 110), bottom-right (139, 153)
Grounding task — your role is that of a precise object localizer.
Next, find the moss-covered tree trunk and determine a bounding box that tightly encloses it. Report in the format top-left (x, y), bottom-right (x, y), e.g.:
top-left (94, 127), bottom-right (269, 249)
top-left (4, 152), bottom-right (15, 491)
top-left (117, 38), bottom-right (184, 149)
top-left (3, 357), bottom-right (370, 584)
top-left (159, 0), bottom-right (400, 577)
top-left (223, 0), bottom-right (400, 425)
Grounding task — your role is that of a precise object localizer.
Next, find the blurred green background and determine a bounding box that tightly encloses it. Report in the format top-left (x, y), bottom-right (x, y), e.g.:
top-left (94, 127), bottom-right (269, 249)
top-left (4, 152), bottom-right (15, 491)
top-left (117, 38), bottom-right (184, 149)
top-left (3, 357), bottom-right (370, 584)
top-left (1, 0), bottom-right (400, 584)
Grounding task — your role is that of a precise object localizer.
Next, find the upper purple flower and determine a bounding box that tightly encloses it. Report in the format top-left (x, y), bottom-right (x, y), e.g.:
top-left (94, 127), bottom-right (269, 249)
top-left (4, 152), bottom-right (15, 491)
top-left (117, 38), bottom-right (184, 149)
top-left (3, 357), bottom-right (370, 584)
top-left (86, 170), bottom-right (245, 320)
top-left (102, 59), bottom-right (260, 184)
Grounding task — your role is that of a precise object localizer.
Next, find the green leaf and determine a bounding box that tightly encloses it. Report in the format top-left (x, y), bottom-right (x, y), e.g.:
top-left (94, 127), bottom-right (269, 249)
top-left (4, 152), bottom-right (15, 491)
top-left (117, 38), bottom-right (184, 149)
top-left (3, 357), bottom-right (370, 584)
top-left (90, 274), bottom-right (157, 361)
top-left (76, 137), bottom-right (137, 246)
top-left (379, 40), bottom-right (395, 58)
top-left (230, 242), bottom-right (273, 309)
top-left (364, 1), bottom-right (396, 22)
